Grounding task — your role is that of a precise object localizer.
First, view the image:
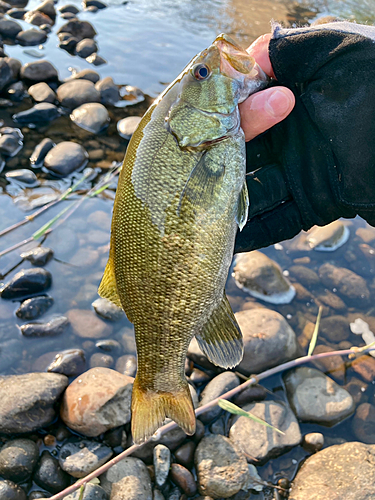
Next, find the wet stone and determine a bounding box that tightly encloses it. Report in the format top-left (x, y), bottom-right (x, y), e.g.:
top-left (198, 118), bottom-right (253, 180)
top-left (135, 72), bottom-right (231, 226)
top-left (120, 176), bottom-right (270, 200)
top-left (63, 483), bottom-right (109, 500)
top-left (35, 0), bottom-right (55, 20)
top-left (30, 138), bottom-right (55, 167)
top-left (306, 221), bottom-right (349, 251)
top-left (199, 371), bottom-right (240, 424)
top-left (16, 28), bottom-right (47, 46)
top-left (24, 10), bottom-right (53, 26)
top-left (20, 315), bottom-right (69, 337)
top-left (0, 438), bottom-right (39, 482)
top-left (117, 116), bottom-right (142, 139)
top-left (59, 4), bottom-right (79, 13)
top-left (115, 354), bottom-right (137, 377)
top-left (67, 68), bottom-right (100, 83)
top-left (71, 102), bottom-right (109, 134)
top-left (350, 354), bottom-right (375, 383)
top-left (189, 368), bottom-right (211, 384)
top-left (95, 339), bottom-right (122, 353)
top-left (0, 129), bottom-right (23, 157)
top-left (0, 18), bottom-right (22, 38)
top-left (68, 308), bottom-right (112, 339)
top-left (1, 267), bottom-right (52, 299)
top-left (320, 315), bottom-right (350, 342)
top-left (28, 82), bottom-right (56, 103)
top-left (57, 19), bottom-right (96, 39)
top-left (312, 345), bottom-right (346, 382)
top-left (232, 384), bottom-right (267, 407)
top-left (0, 1), bottom-right (11, 13)
top-left (302, 432), bottom-right (324, 453)
top-left (15, 295), bottom-right (53, 320)
top-left (20, 246), bottom-right (53, 265)
top-left (352, 403), bottom-right (375, 444)
top-left (84, 0), bottom-right (106, 8)
top-left (288, 265), bottom-right (319, 287)
top-left (95, 76), bottom-right (119, 105)
top-left (174, 441), bottom-right (196, 470)
top-left (319, 263), bottom-right (370, 305)
top-left (7, 81), bottom-right (26, 102)
top-left (86, 53), bottom-right (107, 66)
top-left (6, 169), bottom-right (38, 186)
top-left (28, 491), bottom-right (51, 499)
top-left (60, 11), bottom-right (77, 19)
top-left (170, 463), bottom-right (197, 497)
top-left (57, 80), bottom-right (100, 109)
top-left (89, 352), bottom-right (114, 368)
top-left (59, 439), bottom-right (113, 478)
top-left (44, 141), bottom-right (88, 176)
top-left (229, 401), bottom-right (302, 464)
top-left (34, 450), bottom-right (71, 494)
top-left (47, 348), bottom-right (86, 376)
top-left (92, 297), bottom-right (124, 321)
top-left (13, 103), bottom-right (59, 126)
top-left (0, 480), bottom-right (27, 500)
top-left (76, 37), bottom-right (97, 58)
top-left (20, 60), bottom-right (58, 82)
top-left (0, 372), bottom-right (68, 433)
top-left (7, 7), bottom-right (27, 18)
top-left (153, 444), bottom-right (170, 489)
top-left (100, 457), bottom-right (152, 500)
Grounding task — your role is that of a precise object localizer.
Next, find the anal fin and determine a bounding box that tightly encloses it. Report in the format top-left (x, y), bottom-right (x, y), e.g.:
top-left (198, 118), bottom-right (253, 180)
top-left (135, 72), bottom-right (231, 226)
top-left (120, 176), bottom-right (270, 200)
top-left (196, 294), bottom-right (243, 368)
top-left (98, 256), bottom-right (122, 308)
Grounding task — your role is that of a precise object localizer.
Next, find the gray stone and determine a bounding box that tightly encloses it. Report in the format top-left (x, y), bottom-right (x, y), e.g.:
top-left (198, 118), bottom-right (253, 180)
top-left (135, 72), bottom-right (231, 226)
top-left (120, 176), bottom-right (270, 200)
top-left (24, 10), bottom-right (53, 26)
top-left (67, 308), bottom-right (112, 339)
top-left (0, 438), bottom-right (39, 482)
top-left (100, 457), bottom-right (152, 500)
top-left (63, 483), bottom-right (108, 500)
top-left (57, 80), bottom-right (100, 109)
top-left (28, 82), bottom-right (56, 103)
top-left (47, 349), bottom-right (86, 376)
top-left (306, 221), bottom-right (349, 251)
top-left (115, 354), bottom-right (137, 377)
top-left (153, 444), bottom-right (170, 489)
top-left (57, 19), bottom-right (96, 40)
top-left (35, 0), bottom-right (55, 20)
top-left (199, 371), bottom-right (240, 424)
top-left (71, 102), bottom-right (109, 133)
top-left (0, 59), bottom-right (12, 93)
top-left (4, 57), bottom-right (21, 81)
top-left (0, 372), bottom-right (68, 433)
top-left (320, 315), bottom-right (351, 342)
top-left (59, 439), bottom-right (113, 478)
top-left (44, 141), bottom-right (88, 176)
top-left (6, 169), bottom-right (38, 186)
top-left (20, 315), bottom-right (69, 337)
top-left (95, 339), bottom-right (121, 353)
top-left (95, 76), bottom-right (119, 105)
top-left (67, 68), bottom-right (100, 83)
top-left (0, 480), bottom-right (26, 500)
top-left (229, 401), bottom-right (302, 464)
top-left (89, 352), bottom-right (114, 368)
top-left (319, 263), bottom-right (370, 305)
top-left (1, 268), bottom-right (52, 299)
top-left (302, 432), bottom-right (324, 452)
top-left (0, 130), bottom-right (23, 157)
top-left (352, 403), bottom-right (375, 444)
top-left (86, 53), bottom-right (107, 66)
top-left (20, 60), bottom-right (58, 82)
top-left (16, 28), bottom-right (47, 46)
top-left (117, 116), bottom-right (142, 139)
top-left (289, 442), bottom-right (375, 500)
top-left (195, 434), bottom-right (250, 498)
top-left (16, 295), bottom-right (53, 320)
top-left (76, 38), bottom-right (97, 58)
top-left (283, 367), bottom-right (355, 425)
top-left (235, 308), bottom-right (299, 375)
top-left (6, 81), bottom-right (25, 102)
top-left (59, 4), bottom-right (79, 14)
top-left (20, 246), bottom-right (53, 265)
top-left (92, 297), bottom-right (124, 321)
top-left (30, 138), bottom-right (55, 167)
top-left (13, 103), bottom-right (59, 126)
top-left (288, 265), bottom-right (319, 287)
top-left (34, 450), bottom-right (70, 494)
top-left (0, 18), bottom-right (22, 38)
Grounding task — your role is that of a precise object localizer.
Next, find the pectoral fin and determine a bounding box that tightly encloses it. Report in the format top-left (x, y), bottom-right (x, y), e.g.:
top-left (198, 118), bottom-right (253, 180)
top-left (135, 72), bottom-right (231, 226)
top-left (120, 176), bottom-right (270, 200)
top-left (196, 294), bottom-right (243, 368)
top-left (98, 256), bottom-right (122, 308)
top-left (236, 181), bottom-right (249, 231)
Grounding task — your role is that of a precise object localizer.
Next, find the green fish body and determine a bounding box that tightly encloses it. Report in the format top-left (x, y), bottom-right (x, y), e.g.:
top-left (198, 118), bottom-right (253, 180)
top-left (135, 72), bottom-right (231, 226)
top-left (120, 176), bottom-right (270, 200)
top-left (99, 34), bottom-right (268, 444)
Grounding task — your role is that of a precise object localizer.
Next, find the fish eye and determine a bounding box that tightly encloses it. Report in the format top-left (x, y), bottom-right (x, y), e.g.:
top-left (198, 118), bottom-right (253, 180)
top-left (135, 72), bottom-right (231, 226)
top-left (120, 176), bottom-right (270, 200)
top-left (193, 64), bottom-right (211, 81)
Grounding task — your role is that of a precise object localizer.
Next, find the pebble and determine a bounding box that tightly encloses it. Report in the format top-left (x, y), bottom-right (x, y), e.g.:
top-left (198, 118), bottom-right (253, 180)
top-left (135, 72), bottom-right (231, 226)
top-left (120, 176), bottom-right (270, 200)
top-left (7, 8), bottom-right (27, 18)
top-left (6, 169), bottom-right (38, 186)
top-left (0, 480), bottom-right (27, 500)
top-left (233, 251), bottom-right (295, 304)
top-left (317, 290), bottom-right (346, 311)
top-left (44, 141), bottom-right (88, 176)
top-left (60, 367), bottom-right (133, 436)
top-left (198, 371), bottom-right (239, 424)
top-left (76, 37), bottom-right (97, 58)
top-left (290, 442), bottom-right (375, 499)
top-left (95, 339), bottom-right (121, 353)
top-left (59, 4), bottom-right (80, 13)
top-left (302, 432), bottom-right (324, 452)
top-left (70, 102), bottom-right (109, 133)
top-left (229, 400), bottom-right (302, 464)
top-left (35, 0), bottom-right (55, 20)
top-left (24, 10), bottom-right (53, 26)
top-left (20, 315), bottom-right (69, 337)
top-left (84, 0), bottom-right (106, 8)
top-left (13, 103), bottom-right (59, 126)
top-left (20, 60), bottom-right (58, 82)
top-left (59, 35), bottom-right (78, 53)
top-left (235, 307), bottom-right (299, 375)
top-left (57, 19), bottom-right (96, 40)
top-left (89, 352), bottom-right (114, 368)
top-left (30, 137), bottom-right (55, 166)
top-left (170, 463), bottom-right (197, 497)
top-left (0, 128), bottom-right (23, 157)
top-left (1, 268), bottom-right (52, 299)
top-left (7, 81), bottom-right (26, 102)
top-left (306, 221), bottom-right (349, 251)
top-left (189, 368), bottom-right (211, 384)
top-left (288, 265), bottom-right (319, 287)
top-left (59, 439), bottom-right (113, 478)
top-left (0, 59), bottom-right (12, 93)
top-left (319, 262), bottom-right (370, 305)
top-left (15, 295), bottom-right (53, 320)
top-left (60, 11), bottom-right (77, 19)
top-left (92, 297), bottom-right (124, 321)
top-left (63, 483), bottom-right (109, 500)
top-left (0, 18), bottom-right (22, 38)
top-left (99, 457), bottom-right (152, 500)
top-left (16, 28), bottom-right (47, 46)
top-left (344, 377), bottom-right (368, 405)
top-left (0, 438), bottom-right (39, 482)
top-left (34, 450), bottom-right (71, 494)
top-left (153, 444), bottom-right (170, 489)
top-left (28, 82), bottom-right (56, 103)
top-left (115, 354), bottom-right (137, 377)
top-left (57, 80), bottom-right (101, 109)
top-left (283, 367), bottom-right (355, 425)
top-left (21, 246), bottom-right (53, 265)
top-left (103, 426), bottom-right (124, 448)
top-left (47, 348), bottom-right (86, 376)
top-left (28, 491), bottom-right (50, 499)
top-left (312, 345), bottom-right (345, 382)
top-left (195, 434), bottom-right (250, 498)
top-left (95, 76), bottom-right (119, 105)
top-left (174, 441), bottom-right (195, 469)
top-left (68, 68), bottom-right (100, 83)
top-left (117, 116), bottom-right (142, 139)
top-left (352, 403), bottom-right (375, 444)
top-left (86, 53), bottom-right (107, 66)
top-left (0, 372), bottom-right (68, 433)
top-left (67, 308), bottom-right (112, 338)
top-left (119, 85), bottom-right (145, 106)
top-left (350, 354), bottom-right (375, 383)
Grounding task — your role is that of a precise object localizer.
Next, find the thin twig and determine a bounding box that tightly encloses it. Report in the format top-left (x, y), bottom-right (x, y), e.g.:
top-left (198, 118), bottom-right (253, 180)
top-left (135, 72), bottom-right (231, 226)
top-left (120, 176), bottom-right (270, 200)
top-left (44, 344), bottom-right (375, 500)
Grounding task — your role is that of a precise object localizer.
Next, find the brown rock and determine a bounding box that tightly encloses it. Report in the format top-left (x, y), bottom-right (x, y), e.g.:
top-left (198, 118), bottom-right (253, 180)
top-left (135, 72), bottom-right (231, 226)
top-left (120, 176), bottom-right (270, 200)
top-left (312, 345), bottom-right (346, 381)
top-left (344, 377), bottom-right (368, 405)
top-left (289, 265), bottom-right (319, 286)
top-left (317, 291), bottom-right (346, 311)
top-left (318, 263), bottom-right (370, 305)
top-left (352, 403), bottom-right (375, 444)
top-left (320, 315), bottom-right (351, 342)
top-left (293, 282), bottom-right (314, 302)
top-left (174, 441), bottom-right (196, 470)
top-left (170, 463), bottom-right (197, 496)
top-left (60, 367), bottom-right (133, 437)
top-left (67, 309), bottom-right (112, 339)
top-left (350, 355), bottom-right (375, 383)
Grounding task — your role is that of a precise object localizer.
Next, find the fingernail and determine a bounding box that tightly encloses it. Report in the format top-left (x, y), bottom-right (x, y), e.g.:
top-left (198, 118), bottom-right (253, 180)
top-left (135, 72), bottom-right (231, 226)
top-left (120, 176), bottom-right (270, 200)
top-left (264, 89), bottom-right (292, 117)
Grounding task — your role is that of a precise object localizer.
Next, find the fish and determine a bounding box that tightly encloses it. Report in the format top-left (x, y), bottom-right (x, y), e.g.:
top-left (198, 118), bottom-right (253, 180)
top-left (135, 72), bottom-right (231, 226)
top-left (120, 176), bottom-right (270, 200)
top-left (98, 34), bottom-right (269, 444)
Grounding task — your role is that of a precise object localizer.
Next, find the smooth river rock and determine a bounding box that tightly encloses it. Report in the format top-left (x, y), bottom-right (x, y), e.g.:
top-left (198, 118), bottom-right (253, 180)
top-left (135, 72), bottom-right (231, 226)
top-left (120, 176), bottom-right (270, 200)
top-left (63, 484), bottom-right (109, 500)
top-left (67, 308), bottom-right (112, 338)
top-left (28, 82), bottom-right (56, 103)
top-left (57, 79), bottom-right (100, 109)
top-left (15, 295), bottom-right (54, 320)
top-left (20, 60), bottom-right (58, 82)
top-left (59, 439), bottom-right (113, 478)
top-left (0, 267), bottom-right (52, 299)
top-left (70, 102), bottom-right (109, 133)
top-left (44, 141), bottom-right (88, 176)
top-left (319, 263), bottom-right (370, 305)
top-left (198, 371), bottom-right (240, 424)
top-left (99, 457), bottom-right (152, 500)
top-left (0, 438), bottom-right (39, 482)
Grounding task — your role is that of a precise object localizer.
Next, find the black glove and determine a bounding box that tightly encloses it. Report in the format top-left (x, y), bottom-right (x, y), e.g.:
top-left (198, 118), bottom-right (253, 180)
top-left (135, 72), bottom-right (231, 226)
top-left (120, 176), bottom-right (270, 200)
top-left (235, 21), bottom-right (375, 253)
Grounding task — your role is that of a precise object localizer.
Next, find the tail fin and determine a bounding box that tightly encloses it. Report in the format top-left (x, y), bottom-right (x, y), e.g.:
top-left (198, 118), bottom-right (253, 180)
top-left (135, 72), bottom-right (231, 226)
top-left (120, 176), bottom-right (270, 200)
top-left (131, 377), bottom-right (196, 444)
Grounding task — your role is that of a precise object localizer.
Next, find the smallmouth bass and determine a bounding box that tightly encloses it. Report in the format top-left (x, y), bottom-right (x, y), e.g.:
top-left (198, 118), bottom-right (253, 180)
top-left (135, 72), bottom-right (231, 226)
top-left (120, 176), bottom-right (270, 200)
top-left (99, 34), bottom-right (268, 444)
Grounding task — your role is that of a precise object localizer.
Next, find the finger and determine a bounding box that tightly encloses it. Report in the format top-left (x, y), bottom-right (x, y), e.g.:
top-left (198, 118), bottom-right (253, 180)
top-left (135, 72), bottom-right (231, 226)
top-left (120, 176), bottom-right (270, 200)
top-left (239, 86), bottom-right (295, 142)
top-left (247, 33), bottom-right (274, 77)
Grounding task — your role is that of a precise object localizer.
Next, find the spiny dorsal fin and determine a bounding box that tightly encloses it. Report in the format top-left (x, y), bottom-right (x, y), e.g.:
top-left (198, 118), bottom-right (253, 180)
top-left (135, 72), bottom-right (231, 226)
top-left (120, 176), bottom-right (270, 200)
top-left (236, 181), bottom-right (249, 231)
top-left (196, 294), bottom-right (243, 368)
top-left (98, 256), bottom-right (122, 308)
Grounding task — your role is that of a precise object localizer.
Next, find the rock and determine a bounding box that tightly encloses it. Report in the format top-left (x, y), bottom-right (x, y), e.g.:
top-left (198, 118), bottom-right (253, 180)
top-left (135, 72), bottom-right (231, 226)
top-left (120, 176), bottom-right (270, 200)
top-left (6, 169), bottom-right (38, 187)
top-left (233, 251), bottom-right (295, 304)
top-left (99, 457), bottom-right (152, 500)
top-left (0, 1), bottom-right (11, 13)
top-left (170, 463), bottom-right (197, 497)
top-left (0, 129), bottom-right (23, 157)
top-left (47, 349), bottom-right (86, 376)
top-left (0, 18), bottom-right (22, 38)
top-left (174, 441), bottom-right (195, 470)
top-left (0, 438), bottom-right (39, 482)
top-left (352, 403), bottom-right (375, 444)
top-left (302, 432), bottom-right (324, 453)
top-left (84, 0), bottom-right (106, 8)
top-left (198, 371), bottom-right (240, 424)
top-left (20, 60), bottom-right (58, 82)
top-left (30, 138), bottom-right (55, 167)
top-left (67, 308), bottom-right (112, 339)
top-left (13, 103), bottom-right (59, 126)
top-left (312, 345), bottom-right (345, 382)
top-left (57, 80), bottom-right (100, 109)
top-left (117, 116), bottom-right (142, 140)
top-left (319, 263), bottom-right (370, 305)
top-left (76, 37), bottom-right (97, 58)
top-left (68, 68), bottom-right (100, 83)
top-left (115, 354), bottom-right (137, 377)
top-left (344, 377), bottom-right (368, 405)
top-left (235, 308), bottom-right (299, 375)
top-left (1, 268), bottom-right (52, 299)
top-left (86, 53), bottom-right (107, 66)
top-left (60, 11), bottom-right (77, 19)
top-left (59, 35), bottom-right (78, 53)
top-left (0, 372), bottom-right (68, 433)
top-left (0, 480), bottom-right (27, 500)
top-left (189, 368), bottom-right (211, 384)
top-left (119, 85), bottom-right (145, 106)
top-left (57, 19), bottom-right (96, 40)
top-left (283, 367), bottom-right (355, 425)
top-left (59, 439), bottom-right (113, 478)
top-left (350, 354), bottom-right (375, 382)
top-left (20, 315), bottom-right (69, 337)
top-left (28, 82), bottom-right (56, 103)
top-left (34, 450), bottom-right (70, 494)
top-left (20, 247), bottom-right (52, 266)
top-left (289, 442), bottom-right (375, 500)
top-left (70, 102), bottom-right (109, 133)
top-left (95, 339), bottom-right (121, 353)
top-left (288, 265), bottom-right (319, 287)
top-left (229, 400), bottom-right (301, 464)
top-left (44, 142), bottom-right (88, 176)
top-left (0, 59), bottom-right (11, 93)
top-left (95, 77), bottom-right (119, 105)
top-left (153, 444), bottom-right (170, 489)
top-left (306, 221), bottom-right (350, 251)
top-left (0, 339), bottom-right (23, 373)
top-left (35, 0), bottom-right (55, 20)
top-left (232, 385), bottom-right (267, 407)
top-left (92, 297), bottom-right (124, 321)
top-left (15, 295), bottom-right (53, 320)
top-left (60, 367), bottom-right (133, 437)
top-left (320, 315), bottom-right (350, 342)
top-left (195, 435), bottom-right (249, 498)
top-left (24, 10), bottom-right (53, 26)
top-left (16, 28), bottom-right (47, 46)
top-left (63, 483), bottom-right (109, 500)
top-left (89, 352), bottom-right (114, 368)
top-left (59, 4), bottom-right (80, 13)
top-left (317, 290), bottom-right (346, 311)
